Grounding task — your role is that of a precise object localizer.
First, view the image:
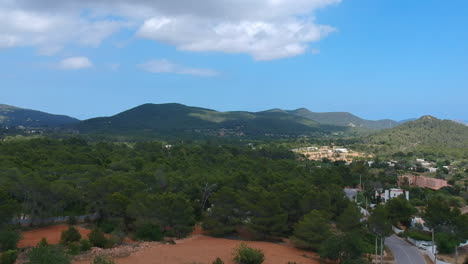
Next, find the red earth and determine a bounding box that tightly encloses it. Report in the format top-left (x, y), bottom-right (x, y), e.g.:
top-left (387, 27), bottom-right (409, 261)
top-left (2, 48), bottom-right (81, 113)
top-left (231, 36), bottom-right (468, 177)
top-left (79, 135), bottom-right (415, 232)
top-left (75, 235), bottom-right (321, 264)
top-left (18, 225), bottom-right (91, 248)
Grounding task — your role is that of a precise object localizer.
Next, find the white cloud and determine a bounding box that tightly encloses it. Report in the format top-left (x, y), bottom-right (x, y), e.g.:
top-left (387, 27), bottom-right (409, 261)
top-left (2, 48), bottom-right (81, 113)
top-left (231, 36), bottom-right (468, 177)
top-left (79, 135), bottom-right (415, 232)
top-left (140, 59), bottom-right (218, 77)
top-left (58, 57), bottom-right (93, 70)
top-left (0, 0), bottom-right (340, 60)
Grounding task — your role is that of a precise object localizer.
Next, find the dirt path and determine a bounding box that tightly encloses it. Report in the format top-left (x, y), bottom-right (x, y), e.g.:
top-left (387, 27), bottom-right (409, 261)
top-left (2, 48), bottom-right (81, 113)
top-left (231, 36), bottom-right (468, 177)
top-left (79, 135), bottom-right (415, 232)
top-left (75, 235), bottom-right (321, 264)
top-left (18, 225), bottom-right (91, 248)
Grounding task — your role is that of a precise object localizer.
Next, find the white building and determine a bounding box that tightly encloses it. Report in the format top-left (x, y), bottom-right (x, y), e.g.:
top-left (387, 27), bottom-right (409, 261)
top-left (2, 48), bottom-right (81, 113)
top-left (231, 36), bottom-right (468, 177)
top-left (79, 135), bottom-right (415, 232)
top-left (335, 148), bottom-right (349, 153)
top-left (375, 188), bottom-right (409, 203)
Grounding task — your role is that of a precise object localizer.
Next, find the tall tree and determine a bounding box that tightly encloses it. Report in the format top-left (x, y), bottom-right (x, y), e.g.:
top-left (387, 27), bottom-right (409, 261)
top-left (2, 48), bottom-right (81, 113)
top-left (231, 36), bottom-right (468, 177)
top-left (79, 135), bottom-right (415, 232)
top-left (291, 210), bottom-right (331, 251)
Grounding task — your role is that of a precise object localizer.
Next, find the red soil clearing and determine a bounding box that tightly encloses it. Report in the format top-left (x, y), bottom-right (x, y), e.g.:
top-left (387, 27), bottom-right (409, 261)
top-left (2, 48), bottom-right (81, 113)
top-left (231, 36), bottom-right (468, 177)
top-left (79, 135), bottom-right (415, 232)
top-left (76, 235), bottom-right (321, 264)
top-left (18, 225), bottom-right (91, 248)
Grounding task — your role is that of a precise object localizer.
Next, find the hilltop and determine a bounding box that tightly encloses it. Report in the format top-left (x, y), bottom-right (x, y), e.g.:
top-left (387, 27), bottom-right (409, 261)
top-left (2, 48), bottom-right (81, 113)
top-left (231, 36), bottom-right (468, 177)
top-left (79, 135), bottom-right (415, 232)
top-left (289, 108), bottom-right (400, 129)
top-left (0, 104), bottom-right (79, 128)
top-left (365, 115), bottom-right (468, 158)
top-left (75, 103), bottom-right (330, 139)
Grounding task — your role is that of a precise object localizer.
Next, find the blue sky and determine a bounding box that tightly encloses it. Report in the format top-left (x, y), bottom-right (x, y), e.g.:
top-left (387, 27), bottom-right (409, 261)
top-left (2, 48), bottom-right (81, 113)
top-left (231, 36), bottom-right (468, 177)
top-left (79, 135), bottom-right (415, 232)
top-left (1, 0), bottom-right (467, 121)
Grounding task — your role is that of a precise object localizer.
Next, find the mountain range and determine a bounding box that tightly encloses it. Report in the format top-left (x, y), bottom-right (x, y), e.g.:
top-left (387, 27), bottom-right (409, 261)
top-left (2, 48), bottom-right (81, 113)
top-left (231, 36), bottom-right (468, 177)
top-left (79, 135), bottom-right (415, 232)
top-left (1, 103), bottom-right (466, 141)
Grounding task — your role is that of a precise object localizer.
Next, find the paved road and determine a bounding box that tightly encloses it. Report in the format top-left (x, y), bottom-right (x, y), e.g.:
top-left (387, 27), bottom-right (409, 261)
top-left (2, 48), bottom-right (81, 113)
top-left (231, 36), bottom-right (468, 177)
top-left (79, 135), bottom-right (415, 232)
top-left (385, 235), bottom-right (427, 264)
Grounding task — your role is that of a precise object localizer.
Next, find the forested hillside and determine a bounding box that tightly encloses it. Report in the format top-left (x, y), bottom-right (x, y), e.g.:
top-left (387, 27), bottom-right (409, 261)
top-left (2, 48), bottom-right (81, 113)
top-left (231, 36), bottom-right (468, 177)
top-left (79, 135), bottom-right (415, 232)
top-left (365, 116), bottom-right (468, 158)
top-left (289, 108), bottom-right (400, 129)
top-left (75, 103), bottom-right (344, 139)
top-left (0, 104), bottom-right (79, 128)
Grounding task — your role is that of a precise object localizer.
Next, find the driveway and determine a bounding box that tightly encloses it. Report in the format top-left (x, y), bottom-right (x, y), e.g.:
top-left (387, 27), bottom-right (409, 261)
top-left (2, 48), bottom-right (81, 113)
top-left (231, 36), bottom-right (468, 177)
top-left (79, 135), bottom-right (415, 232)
top-left (385, 235), bottom-right (427, 264)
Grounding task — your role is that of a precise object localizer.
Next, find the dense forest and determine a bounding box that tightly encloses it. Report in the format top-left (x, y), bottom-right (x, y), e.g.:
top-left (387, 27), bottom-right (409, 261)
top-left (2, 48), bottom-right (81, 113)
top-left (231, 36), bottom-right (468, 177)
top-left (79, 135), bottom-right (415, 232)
top-left (364, 115), bottom-right (468, 159)
top-left (0, 137), bottom-right (467, 264)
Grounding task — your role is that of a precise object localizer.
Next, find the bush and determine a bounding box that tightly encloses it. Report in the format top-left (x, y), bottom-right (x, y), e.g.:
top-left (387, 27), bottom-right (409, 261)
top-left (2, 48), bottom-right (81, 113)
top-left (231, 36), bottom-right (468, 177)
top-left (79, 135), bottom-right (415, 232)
top-left (61, 226), bottom-right (82, 244)
top-left (80, 239), bottom-right (92, 251)
top-left (92, 255), bottom-right (116, 264)
top-left (212, 257), bottom-right (224, 264)
top-left (98, 219), bottom-right (120, 234)
top-left (26, 243), bottom-right (70, 264)
top-left (0, 226), bottom-right (21, 251)
top-left (435, 233), bottom-right (458, 254)
top-left (88, 228), bottom-right (108, 248)
top-left (135, 222), bottom-right (163, 241)
top-left (404, 229), bottom-right (432, 241)
top-left (67, 242), bottom-right (81, 255)
top-left (0, 250), bottom-right (18, 264)
top-left (232, 243), bottom-right (265, 264)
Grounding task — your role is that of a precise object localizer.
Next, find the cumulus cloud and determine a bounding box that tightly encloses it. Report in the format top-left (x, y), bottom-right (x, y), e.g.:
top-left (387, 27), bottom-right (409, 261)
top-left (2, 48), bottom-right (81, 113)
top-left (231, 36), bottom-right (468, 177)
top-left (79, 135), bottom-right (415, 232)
top-left (58, 57), bottom-right (93, 70)
top-left (0, 0), bottom-right (340, 60)
top-left (139, 59), bottom-right (218, 77)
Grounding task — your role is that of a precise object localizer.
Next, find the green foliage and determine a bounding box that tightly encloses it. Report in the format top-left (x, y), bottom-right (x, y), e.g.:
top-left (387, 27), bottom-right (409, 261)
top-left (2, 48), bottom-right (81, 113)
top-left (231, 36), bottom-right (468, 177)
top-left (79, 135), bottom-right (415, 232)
top-left (134, 221), bottom-right (163, 241)
top-left (368, 205), bottom-right (392, 237)
top-left (92, 255), bottom-right (116, 264)
top-left (424, 197), bottom-right (461, 232)
top-left (0, 250), bottom-right (17, 264)
top-left (337, 203), bottom-right (362, 232)
top-left (0, 189), bottom-right (18, 226)
top-left (0, 226), bottom-right (21, 251)
top-left (385, 196), bottom-right (417, 226)
top-left (128, 192), bottom-right (195, 238)
top-left (232, 243), bottom-right (265, 264)
top-left (61, 226), bottom-right (82, 244)
top-left (66, 242), bottom-right (81, 255)
top-left (80, 239), bottom-right (92, 251)
top-left (203, 187), bottom-right (242, 236)
top-left (291, 210), bottom-right (331, 251)
top-left (212, 257), bottom-right (224, 264)
top-left (98, 219), bottom-right (121, 234)
top-left (242, 186), bottom-right (288, 239)
top-left (88, 228), bottom-right (108, 248)
top-left (435, 233), bottom-right (458, 254)
top-left (404, 230), bottom-right (432, 241)
top-left (26, 242), bottom-right (70, 264)
top-left (366, 116), bottom-right (468, 159)
top-left (319, 232), bottom-right (366, 263)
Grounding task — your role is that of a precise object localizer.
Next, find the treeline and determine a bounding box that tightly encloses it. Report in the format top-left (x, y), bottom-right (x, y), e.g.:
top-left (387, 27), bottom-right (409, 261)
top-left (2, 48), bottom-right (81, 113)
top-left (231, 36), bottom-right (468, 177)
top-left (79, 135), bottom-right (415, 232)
top-left (0, 137), bottom-right (466, 264)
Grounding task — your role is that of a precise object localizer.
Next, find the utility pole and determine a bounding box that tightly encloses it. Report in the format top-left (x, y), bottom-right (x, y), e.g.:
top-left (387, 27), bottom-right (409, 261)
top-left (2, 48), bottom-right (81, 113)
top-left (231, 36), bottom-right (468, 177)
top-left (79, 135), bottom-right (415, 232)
top-left (375, 236), bottom-right (378, 264)
top-left (455, 245), bottom-right (458, 264)
top-left (380, 237), bottom-right (384, 264)
top-left (432, 229), bottom-right (436, 264)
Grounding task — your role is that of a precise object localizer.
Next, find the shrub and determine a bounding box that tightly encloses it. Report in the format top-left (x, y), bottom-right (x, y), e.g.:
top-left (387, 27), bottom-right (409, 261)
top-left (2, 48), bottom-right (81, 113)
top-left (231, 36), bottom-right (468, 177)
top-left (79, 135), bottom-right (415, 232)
top-left (92, 255), bottom-right (116, 264)
top-left (88, 228), bottom-right (108, 248)
top-left (0, 250), bottom-right (18, 264)
top-left (212, 257), bottom-right (224, 264)
top-left (435, 233), bottom-right (458, 254)
top-left (135, 222), bottom-right (163, 241)
top-left (98, 219), bottom-right (120, 234)
top-left (404, 229), bottom-right (432, 241)
top-left (80, 239), bottom-right (92, 251)
top-left (232, 243), bottom-right (265, 264)
top-left (61, 226), bottom-right (82, 244)
top-left (25, 243), bottom-right (70, 264)
top-left (0, 226), bottom-right (21, 251)
top-left (67, 242), bottom-right (81, 255)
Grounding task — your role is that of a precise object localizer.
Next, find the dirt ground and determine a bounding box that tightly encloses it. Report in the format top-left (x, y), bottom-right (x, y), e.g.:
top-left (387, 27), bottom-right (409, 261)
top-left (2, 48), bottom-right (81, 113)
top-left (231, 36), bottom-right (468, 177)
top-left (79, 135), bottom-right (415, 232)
top-left (75, 235), bottom-right (321, 264)
top-left (18, 225), bottom-right (91, 248)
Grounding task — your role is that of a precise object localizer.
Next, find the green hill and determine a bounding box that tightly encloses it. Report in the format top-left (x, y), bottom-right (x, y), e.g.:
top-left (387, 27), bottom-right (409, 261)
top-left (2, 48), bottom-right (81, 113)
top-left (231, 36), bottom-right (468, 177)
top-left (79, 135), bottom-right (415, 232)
top-left (0, 104), bottom-right (79, 128)
top-left (365, 115), bottom-right (468, 158)
top-left (289, 108), bottom-right (399, 129)
top-left (76, 103), bottom-right (343, 139)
